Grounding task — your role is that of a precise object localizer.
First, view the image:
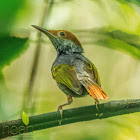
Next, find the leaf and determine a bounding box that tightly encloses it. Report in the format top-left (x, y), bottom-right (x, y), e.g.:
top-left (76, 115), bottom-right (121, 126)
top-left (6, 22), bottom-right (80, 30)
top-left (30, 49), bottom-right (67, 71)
top-left (116, 0), bottom-right (140, 6)
top-left (0, 36), bottom-right (28, 69)
top-left (94, 29), bottom-right (140, 59)
top-left (0, 0), bottom-right (25, 36)
top-left (97, 38), bottom-right (140, 59)
top-left (22, 111), bottom-right (29, 126)
top-left (107, 30), bottom-right (140, 48)
top-left (0, 69), bottom-right (4, 82)
top-left (0, 69), bottom-right (6, 88)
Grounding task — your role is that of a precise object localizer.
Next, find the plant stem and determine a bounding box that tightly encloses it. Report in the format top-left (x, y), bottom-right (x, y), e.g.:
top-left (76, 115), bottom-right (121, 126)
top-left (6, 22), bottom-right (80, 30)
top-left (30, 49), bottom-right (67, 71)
top-left (1, 99), bottom-right (140, 139)
top-left (22, 0), bottom-right (54, 112)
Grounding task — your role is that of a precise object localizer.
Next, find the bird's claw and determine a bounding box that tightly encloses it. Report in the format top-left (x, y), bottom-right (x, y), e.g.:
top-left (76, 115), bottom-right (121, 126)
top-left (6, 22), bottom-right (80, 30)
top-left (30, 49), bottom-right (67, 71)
top-left (95, 99), bottom-right (99, 116)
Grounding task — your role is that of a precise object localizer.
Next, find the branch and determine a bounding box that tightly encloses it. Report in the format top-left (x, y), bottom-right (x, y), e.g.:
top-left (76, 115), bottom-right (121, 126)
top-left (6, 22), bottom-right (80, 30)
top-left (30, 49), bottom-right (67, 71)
top-left (0, 99), bottom-right (140, 139)
top-left (22, 0), bottom-right (54, 111)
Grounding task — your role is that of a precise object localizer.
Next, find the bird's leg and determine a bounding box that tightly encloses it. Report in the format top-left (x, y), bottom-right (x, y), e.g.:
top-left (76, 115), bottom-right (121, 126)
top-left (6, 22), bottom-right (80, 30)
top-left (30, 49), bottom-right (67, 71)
top-left (57, 95), bottom-right (73, 125)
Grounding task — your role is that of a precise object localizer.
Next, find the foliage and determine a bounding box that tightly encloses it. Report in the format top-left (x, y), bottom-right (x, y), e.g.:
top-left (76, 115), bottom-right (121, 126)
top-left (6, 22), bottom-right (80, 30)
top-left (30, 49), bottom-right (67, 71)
top-left (95, 29), bottom-right (140, 59)
top-left (0, 36), bottom-right (28, 69)
top-left (0, 0), bottom-right (25, 36)
top-left (116, 0), bottom-right (140, 6)
top-left (0, 0), bottom-right (140, 140)
top-left (0, 0), bottom-right (28, 81)
top-left (22, 111), bottom-right (29, 125)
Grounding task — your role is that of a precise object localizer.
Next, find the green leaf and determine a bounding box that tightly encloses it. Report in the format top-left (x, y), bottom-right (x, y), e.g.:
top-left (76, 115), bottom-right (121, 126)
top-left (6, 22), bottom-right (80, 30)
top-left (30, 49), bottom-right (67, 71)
top-left (22, 111), bottom-right (29, 126)
top-left (116, 0), bottom-right (140, 6)
top-left (94, 29), bottom-right (140, 59)
top-left (88, 28), bottom-right (140, 59)
top-left (0, 36), bottom-right (28, 69)
top-left (107, 30), bottom-right (140, 48)
top-left (0, 69), bottom-right (6, 89)
top-left (0, 68), bottom-right (7, 89)
top-left (0, 0), bottom-right (25, 36)
top-left (0, 69), bottom-right (4, 82)
top-left (97, 38), bottom-right (140, 59)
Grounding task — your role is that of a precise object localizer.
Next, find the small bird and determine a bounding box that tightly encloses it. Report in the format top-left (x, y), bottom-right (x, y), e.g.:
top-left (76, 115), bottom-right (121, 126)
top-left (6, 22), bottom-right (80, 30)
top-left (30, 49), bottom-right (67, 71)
top-left (32, 25), bottom-right (108, 121)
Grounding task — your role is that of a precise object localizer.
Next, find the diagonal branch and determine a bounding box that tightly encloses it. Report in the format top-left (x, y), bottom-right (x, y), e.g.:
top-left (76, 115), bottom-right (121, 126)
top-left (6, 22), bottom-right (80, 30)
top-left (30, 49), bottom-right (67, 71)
top-left (0, 99), bottom-right (140, 139)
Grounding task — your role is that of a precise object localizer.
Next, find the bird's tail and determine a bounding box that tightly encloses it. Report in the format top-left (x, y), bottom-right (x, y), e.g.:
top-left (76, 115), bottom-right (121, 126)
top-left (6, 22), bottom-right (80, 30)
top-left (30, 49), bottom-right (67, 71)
top-left (81, 78), bottom-right (108, 100)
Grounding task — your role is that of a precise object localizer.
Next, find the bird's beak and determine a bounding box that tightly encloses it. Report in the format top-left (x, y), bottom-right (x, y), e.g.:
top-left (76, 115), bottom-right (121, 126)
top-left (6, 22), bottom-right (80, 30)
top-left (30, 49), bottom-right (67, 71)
top-left (31, 25), bottom-right (56, 39)
top-left (31, 25), bottom-right (60, 51)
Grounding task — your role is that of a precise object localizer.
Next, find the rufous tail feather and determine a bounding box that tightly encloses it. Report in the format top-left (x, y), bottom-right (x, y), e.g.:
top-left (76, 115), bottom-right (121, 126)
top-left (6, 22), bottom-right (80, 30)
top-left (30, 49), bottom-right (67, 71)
top-left (81, 78), bottom-right (108, 100)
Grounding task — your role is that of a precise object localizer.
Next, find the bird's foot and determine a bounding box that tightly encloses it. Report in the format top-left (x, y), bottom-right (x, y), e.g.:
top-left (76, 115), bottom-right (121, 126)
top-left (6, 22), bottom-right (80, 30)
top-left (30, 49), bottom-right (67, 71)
top-left (58, 106), bottom-right (63, 125)
top-left (95, 99), bottom-right (99, 116)
top-left (94, 100), bottom-right (103, 117)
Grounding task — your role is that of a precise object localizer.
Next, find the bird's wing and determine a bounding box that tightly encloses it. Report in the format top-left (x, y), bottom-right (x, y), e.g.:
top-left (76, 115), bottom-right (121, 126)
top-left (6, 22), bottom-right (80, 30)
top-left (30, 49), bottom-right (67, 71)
top-left (73, 59), bottom-right (108, 100)
top-left (52, 64), bottom-right (83, 95)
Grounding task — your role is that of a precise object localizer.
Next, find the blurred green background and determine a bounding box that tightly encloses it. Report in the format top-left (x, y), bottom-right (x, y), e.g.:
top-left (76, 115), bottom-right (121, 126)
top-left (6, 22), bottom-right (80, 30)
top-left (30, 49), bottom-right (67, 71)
top-left (0, 0), bottom-right (140, 139)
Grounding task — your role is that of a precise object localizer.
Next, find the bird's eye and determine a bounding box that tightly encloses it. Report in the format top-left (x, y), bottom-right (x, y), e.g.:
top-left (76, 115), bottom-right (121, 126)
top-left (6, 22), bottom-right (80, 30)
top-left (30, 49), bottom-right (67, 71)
top-left (60, 32), bottom-right (65, 36)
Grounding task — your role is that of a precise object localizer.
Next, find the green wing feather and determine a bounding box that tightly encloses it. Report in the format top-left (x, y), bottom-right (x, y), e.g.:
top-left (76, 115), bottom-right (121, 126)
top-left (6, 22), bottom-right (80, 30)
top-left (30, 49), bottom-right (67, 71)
top-left (52, 65), bottom-right (83, 95)
top-left (52, 60), bottom-right (101, 95)
top-left (91, 63), bottom-right (101, 86)
top-left (84, 60), bottom-right (101, 86)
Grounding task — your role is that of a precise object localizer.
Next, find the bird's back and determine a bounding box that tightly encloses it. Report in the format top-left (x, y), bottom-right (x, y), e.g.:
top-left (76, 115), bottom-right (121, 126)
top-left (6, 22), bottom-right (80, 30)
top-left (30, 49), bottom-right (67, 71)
top-left (51, 53), bottom-right (101, 86)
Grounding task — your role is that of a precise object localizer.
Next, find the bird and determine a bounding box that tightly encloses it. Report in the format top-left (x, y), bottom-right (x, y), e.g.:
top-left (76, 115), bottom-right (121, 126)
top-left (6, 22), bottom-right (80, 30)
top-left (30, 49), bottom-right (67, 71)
top-left (31, 25), bottom-right (108, 123)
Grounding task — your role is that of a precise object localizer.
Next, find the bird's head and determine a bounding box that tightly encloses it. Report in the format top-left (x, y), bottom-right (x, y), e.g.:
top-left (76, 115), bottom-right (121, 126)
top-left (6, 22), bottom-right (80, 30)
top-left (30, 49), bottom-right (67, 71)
top-left (32, 25), bottom-right (84, 55)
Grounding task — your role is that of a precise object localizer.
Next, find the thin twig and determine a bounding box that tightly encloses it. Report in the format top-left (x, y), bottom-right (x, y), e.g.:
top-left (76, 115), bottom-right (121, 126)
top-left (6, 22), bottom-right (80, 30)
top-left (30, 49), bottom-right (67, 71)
top-left (0, 99), bottom-right (140, 139)
top-left (22, 0), bottom-right (54, 111)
